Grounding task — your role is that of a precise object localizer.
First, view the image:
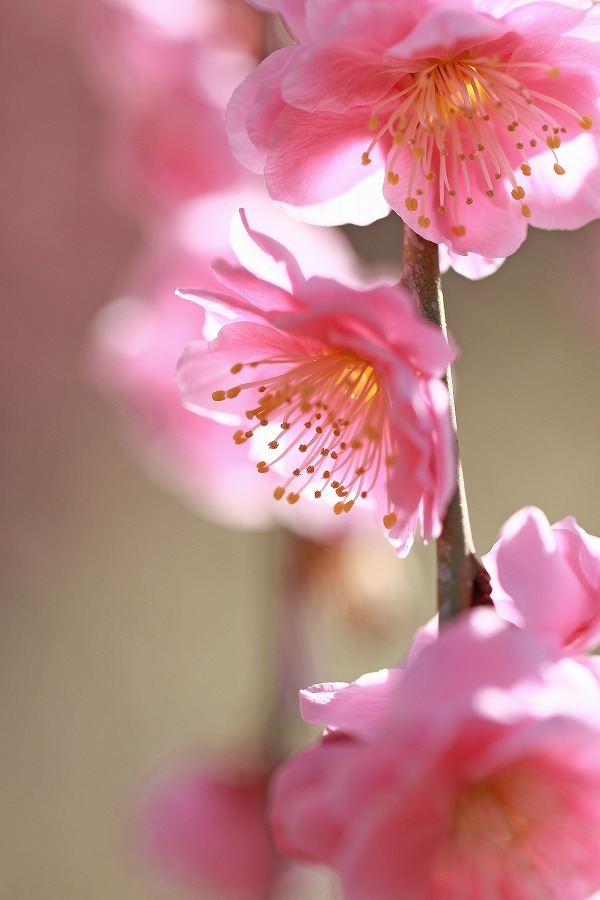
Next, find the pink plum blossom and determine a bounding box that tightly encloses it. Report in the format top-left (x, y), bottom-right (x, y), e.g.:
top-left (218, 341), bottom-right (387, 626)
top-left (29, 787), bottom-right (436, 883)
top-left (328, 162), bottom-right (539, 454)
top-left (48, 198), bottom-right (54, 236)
top-left (228, 0), bottom-right (600, 257)
top-left (272, 608), bottom-right (600, 899)
top-left (90, 188), bottom-right (381, 538)
top-left (176, 210), bottom-right (456, 554)
top-left (483, 506), bottom-right (600, 654)
top-left (137, 761), bottom-right (278, 898)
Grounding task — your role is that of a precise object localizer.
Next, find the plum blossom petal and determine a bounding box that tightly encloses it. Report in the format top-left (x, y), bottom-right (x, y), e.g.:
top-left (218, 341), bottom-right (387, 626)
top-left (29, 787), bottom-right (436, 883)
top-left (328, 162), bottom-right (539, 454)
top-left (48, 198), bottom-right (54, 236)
top-left (439, 244), bottom-right (506, 278)
top-left (300, 668), bottom-right (405, 739)
top-left (177, 211), bottom-right (456, 554)
top-left (273, 608), bottom-right (600, 899)
top-left (229, 0), bottom-right (600, 253)
top-left (248, 0), bottom-right (310, 41)
top-left (484, 506), bottom-right (600, 653)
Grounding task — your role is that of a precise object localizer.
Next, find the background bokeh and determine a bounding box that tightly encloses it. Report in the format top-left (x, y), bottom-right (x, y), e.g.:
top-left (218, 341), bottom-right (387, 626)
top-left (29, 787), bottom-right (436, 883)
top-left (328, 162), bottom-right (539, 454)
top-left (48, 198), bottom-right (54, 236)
top-left (2, 2), bottom-right (600, 898)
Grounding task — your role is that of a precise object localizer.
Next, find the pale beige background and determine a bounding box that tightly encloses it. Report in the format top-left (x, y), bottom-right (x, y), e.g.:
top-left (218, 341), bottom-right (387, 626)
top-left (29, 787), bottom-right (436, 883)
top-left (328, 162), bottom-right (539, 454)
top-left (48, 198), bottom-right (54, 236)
top-left (2, 3), bottom-right (600, 899)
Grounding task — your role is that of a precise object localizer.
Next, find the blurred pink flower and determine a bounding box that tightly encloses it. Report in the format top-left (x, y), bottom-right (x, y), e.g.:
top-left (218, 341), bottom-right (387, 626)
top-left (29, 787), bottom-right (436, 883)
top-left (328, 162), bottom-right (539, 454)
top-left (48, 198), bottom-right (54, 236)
top-left (484, 506), bottom-right (600, 654)
top-left (176, 210), bottom-right (456, 554)
top-left (79, 0), bottom-right (261, 214)
top-left (228, 0), bottom-right (600, 256)
top-left (273, 608), bottom-right (600, 899)
top-left (90, 188), bottom-right (375, 537)
top-left (138, 761), bottom-right (278, 898)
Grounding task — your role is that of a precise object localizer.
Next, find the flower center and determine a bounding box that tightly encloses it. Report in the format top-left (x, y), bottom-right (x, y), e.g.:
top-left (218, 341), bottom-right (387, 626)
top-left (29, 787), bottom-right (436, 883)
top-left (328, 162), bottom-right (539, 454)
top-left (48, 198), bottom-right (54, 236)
top-left (452, 772), bottom-right (535, 850)
top-left (212, 350), bottom-right (398, 528)
top-left (362, 52), bottom-right (594, 235)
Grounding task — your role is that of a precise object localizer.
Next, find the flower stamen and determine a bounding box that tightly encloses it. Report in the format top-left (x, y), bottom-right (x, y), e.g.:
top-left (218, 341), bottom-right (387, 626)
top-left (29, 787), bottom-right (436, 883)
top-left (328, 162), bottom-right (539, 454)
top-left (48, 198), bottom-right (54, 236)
top-left (214, 351), bottom-right (398, 525)
top-left (364, 52), bottom-right (594, 234)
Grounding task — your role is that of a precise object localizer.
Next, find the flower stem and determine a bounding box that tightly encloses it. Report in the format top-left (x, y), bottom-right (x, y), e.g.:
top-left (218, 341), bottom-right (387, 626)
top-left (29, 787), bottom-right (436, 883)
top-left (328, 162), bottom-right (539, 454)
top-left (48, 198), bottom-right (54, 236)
top-left (401, 226), bottom-right (490, 622)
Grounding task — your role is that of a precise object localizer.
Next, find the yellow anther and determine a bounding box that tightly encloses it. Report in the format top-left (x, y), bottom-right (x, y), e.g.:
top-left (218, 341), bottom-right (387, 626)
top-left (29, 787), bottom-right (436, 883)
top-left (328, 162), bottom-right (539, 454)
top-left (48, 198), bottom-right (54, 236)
top-left (547, 67), bottom-right (560, 78)
top-left (226, 386), bottom-right (241, 399)
top-left (273, 486), bottom-right (285, 501)
top-left (451, 225), bottom-right (466, 237)
top-left (405, 197), bottom-right (418, 211)
top-left (546, 134), bottom-right (561, 149)
top-left (344, 501), bottom-right (354, 513)
top-left (554, 163), bottom-right (566, 175)
top-left (511, 186), bottom-right (526, 201)
top-left (521, 204), bottom-right (531, 218)
top-left (287, 492), bottom-right (300, 505)
top-left (520, 164), bottom-right (531, 177)
top-left (387, 171), bottom-right (400, 185)
top-left (466, 197), bottom-right (473, 205)
top-left (256, 461), bottom-right (270, 473)
top-left (334, 501), bottom-right (345, 515)
top-left (411, 145), bottom-right (425, 158)
top-left (417, 215), bottom-right (430, 228)
top-left (486, 190), bottom-right (494, 197)
top-left (368, 115), bottom-right (379, 130)
top-left (233, 430), bottom-right (246, 445)
top-left (212, 390), bottom-right (226, 401)
top-left (383, 512), bottom-right (398, 530)
top-left (438, 205), bottom-right (446, 214)
top-left (361, 152), bottom-right (371, 166)
top-left (230, 362), bottom-right (243, 374)
top-left (579, 116), bottom-right (594, 130)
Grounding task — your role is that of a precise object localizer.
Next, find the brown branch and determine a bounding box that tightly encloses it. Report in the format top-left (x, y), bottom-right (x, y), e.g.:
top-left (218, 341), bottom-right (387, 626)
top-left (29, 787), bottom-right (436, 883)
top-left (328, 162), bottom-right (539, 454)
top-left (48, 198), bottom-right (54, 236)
top-left (401, 226), bottom-right (491, 622)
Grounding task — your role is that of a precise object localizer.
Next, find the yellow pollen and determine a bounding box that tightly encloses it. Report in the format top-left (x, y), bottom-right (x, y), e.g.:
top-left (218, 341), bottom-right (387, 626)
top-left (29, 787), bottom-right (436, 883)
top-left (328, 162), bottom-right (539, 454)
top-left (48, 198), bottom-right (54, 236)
top-left (452, 225), bottom-right (466, 237)
top-left (554, 163), bottom-right (566, 175)
top-left (418, 215), bottom-right (431, 228)
top-left (361, 152), bottom-right (371, 166)
top-left (546, 134), bottom-right (561, 149)
top-left (405, 197), bottom-right (418, 211)
top-left (520, 164), bottom-right (531, 176)
top-left (387, 171), bottom-right (400, 185)
top-left (580, 115), bottom-right (594, 130)
top-left (511, 186), bottom-right (526, 201)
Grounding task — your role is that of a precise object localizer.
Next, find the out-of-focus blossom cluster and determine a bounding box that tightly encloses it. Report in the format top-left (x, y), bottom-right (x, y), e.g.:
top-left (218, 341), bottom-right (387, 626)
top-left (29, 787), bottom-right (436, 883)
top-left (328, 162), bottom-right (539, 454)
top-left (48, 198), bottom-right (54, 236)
top-left (273, 506), bottom-right (600, 899)
top-left (83, 0), bottom-right (378, 538)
